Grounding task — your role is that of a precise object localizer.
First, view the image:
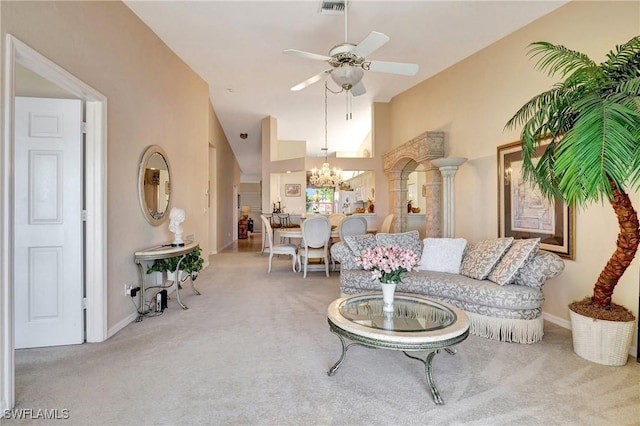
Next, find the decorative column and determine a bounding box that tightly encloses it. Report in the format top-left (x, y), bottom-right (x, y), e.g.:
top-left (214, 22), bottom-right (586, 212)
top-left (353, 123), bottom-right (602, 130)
top-left (421, 165), bottom-right (442, 238)
top-left (385, 170), bottom-right (405, 233)
top-left (430, 157), bottom-right (467, 238)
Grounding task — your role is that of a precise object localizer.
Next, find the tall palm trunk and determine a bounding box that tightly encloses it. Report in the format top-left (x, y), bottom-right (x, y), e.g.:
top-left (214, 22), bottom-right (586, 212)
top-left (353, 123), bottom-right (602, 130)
top-left (592, 179), bottom-right (640, 308)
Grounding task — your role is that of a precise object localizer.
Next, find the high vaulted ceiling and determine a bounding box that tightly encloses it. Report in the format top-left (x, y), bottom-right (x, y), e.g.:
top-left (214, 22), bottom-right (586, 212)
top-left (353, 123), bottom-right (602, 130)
top-left (124, 1), bottom-right (567, 181)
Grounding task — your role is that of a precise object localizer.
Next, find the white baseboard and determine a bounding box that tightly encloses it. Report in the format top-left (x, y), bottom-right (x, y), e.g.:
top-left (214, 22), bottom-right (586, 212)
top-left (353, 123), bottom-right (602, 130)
top-left (543, 311), bottom-right (637, 359)
top-left (542, 312), bottom-right (571, 330)
top-left (107, 311), bottom-right (138, 339)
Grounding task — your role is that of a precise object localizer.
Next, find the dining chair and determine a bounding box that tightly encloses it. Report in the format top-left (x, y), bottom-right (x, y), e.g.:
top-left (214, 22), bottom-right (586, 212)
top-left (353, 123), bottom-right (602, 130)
top-left (260, 215), bottom-right (298, 272)
top-left (276, 213), bottom-right (300, 243)
top-left (260, 213), bottom-right (275, 254)
top-left (380, 213), bottom-right (395, 233)
top-left (328, 213), bottom-right (346, 228)
top-left (277, 213), bottom-right (298, 228)
top-left (328, 213), bottom-right (346, 244)
top-left (298, 215), bottom-right (332, 278)
top-left (338, 216), bottom-right (368, 241)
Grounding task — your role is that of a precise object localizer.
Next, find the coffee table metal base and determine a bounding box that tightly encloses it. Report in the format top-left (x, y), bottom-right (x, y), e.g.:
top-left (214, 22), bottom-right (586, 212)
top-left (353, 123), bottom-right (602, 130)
top-left (327, 319), bottom-right (468, 405)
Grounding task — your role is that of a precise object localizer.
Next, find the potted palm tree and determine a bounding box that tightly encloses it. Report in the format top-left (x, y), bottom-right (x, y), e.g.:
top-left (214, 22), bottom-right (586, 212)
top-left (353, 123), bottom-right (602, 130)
top-left (506, 36), bottom-right (639, 365)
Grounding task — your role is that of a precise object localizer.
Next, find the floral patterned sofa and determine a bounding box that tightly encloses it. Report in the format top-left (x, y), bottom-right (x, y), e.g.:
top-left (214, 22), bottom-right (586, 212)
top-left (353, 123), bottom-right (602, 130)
top-left (330, 230), bottom-right (565, 344)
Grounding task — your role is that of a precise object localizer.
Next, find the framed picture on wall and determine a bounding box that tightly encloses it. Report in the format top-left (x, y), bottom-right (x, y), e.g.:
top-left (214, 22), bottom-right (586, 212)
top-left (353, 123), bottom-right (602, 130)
top-left (285, 184), bottom-right (301, 197)
top-left (497, 140), bottom-right (575, 259)
top-left (354, 187), bottom-right (363, 202)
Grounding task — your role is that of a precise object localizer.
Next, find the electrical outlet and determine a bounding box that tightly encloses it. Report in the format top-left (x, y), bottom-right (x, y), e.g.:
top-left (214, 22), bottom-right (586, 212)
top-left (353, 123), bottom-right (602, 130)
top-left (124, 284), bottom-right (132, 296)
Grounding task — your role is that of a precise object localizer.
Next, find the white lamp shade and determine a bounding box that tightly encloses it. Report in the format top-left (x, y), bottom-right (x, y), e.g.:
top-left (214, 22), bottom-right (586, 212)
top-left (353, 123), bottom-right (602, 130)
top-left (330, 66), bottom-right (364, 90)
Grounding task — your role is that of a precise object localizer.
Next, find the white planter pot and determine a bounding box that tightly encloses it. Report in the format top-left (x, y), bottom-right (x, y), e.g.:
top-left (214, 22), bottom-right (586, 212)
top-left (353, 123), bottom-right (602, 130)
top-left (167, 270), bottom-right (186, 283)
top-left (569, 309), bottom-right (636, 366)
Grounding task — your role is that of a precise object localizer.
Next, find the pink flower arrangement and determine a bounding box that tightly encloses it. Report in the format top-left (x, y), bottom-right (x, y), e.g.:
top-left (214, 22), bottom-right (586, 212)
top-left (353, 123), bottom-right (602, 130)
top-left (355, 245), bottom-right (420, 284)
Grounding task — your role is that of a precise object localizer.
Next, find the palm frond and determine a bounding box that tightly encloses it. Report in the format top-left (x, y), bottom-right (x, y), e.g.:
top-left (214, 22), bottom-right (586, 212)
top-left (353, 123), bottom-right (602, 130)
top-left (616, 76), bottom-right (640, 96)
top-left (528, 41), bottom-right (598, 78)
top-left (553, 94), bottom-right (640, 206)
top-left (523, 140), bottom-right (564, 201)
top-left (505, 82), bottom-right (582, 132)
top-left (602, 36), bottom-right (640, 76)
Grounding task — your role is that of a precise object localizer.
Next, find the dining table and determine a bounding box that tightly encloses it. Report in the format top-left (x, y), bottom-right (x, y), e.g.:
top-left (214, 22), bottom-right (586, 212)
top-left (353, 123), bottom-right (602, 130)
top-left (277, 226), bottom-right (377, 243)
top-left (277, 227), bottom-right (339, 242)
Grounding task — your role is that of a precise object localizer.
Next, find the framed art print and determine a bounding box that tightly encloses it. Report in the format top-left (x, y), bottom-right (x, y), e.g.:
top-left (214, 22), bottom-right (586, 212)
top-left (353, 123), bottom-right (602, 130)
top-left (285, 184), bottom-right (301, 197)
top-left (497, 141), bottom-right (575, 259)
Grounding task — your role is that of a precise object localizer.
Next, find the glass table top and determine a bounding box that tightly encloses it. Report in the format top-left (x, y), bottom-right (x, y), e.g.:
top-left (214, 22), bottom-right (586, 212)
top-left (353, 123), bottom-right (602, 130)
top-left (337, 294), bottom-right (456, 333)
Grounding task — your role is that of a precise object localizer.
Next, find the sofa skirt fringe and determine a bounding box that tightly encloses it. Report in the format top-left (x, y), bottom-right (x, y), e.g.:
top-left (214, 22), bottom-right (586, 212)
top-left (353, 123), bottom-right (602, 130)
top-left (466, 312), bottom-right (544, 344)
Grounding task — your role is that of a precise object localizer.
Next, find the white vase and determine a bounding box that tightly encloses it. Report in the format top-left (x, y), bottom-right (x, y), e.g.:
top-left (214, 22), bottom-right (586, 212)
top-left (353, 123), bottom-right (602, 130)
top-left (569, 309), bottom-right (636, 366)
top-left (381, 283), bottom-right (397, 313)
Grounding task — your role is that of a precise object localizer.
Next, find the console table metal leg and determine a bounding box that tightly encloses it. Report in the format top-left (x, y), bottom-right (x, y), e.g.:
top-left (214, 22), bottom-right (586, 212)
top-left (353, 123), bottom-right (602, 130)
top-left (190, 277), bottom-right (201, 295)
top-left (135, 262), bottom-right (145, 322)
top-left (175, 280), bottom-right (188, 310)
top-left (174, 255), bottom-right (189, 310)
top-left (404, 350), bottom-right (445, 405)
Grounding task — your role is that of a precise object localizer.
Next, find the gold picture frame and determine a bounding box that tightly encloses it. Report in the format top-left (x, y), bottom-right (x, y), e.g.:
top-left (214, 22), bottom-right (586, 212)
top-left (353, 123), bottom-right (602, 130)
top-left (497, 141), bottom-right (575, 259)
top-left (284, 184), bottom-right (301, 197)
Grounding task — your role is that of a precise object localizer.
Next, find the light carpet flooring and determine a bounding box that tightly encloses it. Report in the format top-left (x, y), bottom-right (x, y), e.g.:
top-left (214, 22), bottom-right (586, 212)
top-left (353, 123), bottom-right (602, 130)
top-left (9, 246), bottom-right (640, 425)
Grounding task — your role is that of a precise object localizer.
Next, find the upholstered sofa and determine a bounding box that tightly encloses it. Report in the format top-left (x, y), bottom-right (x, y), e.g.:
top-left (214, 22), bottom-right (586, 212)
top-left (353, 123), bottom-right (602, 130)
top-left (330, 231), bottom-right (565, 344)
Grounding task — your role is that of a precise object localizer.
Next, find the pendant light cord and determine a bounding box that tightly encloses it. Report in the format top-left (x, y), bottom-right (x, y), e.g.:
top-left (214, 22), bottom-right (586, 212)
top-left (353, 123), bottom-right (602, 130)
top-left (324, 82), bottom-right (329, 163)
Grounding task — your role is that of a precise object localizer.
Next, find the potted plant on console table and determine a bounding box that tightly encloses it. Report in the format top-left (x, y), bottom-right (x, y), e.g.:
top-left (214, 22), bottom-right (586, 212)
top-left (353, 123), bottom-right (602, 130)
top-left (506, 36), bottom-right (640, 365)
top-left (146, 246), bottom-right (204, 283)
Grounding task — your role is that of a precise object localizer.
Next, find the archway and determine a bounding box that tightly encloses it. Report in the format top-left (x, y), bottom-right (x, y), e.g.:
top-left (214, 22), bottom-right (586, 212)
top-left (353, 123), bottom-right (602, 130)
top-left (382, 131), bottom-right (444, 236)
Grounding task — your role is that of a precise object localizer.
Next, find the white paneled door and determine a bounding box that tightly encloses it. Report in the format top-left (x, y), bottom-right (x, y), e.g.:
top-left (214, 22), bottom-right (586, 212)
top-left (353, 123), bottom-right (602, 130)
top-left (14, 97), bottom-right (84, 349)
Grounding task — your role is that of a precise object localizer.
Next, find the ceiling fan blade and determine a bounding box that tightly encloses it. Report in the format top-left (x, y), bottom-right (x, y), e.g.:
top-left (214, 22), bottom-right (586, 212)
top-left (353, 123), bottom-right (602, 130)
top-left (291, 69), bottom-right (332, 91)
top-left (350, 31), bottom-right (390, 58)
top-left (367, 60), bottom-right (419, 76)
top-left (283, 49), bottom-right (331, 62)
top-left (351, 81), bottom-right (366, 97)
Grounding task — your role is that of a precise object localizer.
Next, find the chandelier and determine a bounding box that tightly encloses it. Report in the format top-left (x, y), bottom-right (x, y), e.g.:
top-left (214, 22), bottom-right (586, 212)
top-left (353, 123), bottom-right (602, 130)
top-left (309, 83), bottom-right (343, 188)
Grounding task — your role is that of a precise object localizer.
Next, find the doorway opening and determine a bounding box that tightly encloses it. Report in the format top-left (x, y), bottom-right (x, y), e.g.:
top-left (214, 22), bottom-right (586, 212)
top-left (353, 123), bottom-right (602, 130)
top-left (1, 34), bottom-right (108, 412)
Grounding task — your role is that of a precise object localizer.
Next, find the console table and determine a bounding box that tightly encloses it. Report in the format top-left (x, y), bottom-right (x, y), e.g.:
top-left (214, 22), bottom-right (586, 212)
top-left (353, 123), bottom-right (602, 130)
top-left (133, 240), bottom-right (201, 321)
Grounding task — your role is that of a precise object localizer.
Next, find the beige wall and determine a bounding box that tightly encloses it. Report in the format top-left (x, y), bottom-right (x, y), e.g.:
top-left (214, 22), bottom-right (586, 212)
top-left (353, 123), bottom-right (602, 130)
top-left (209, 103), bottom-right (242, 251)
top-left (1, 1), bottom-right (239, 331)
top-left (387, 1), bottom-right (640, 342)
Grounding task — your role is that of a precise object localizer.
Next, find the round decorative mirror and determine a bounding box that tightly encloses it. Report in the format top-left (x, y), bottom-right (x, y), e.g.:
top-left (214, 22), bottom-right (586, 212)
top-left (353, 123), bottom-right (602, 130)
top-left (138, 145), bottom-right (171, 226)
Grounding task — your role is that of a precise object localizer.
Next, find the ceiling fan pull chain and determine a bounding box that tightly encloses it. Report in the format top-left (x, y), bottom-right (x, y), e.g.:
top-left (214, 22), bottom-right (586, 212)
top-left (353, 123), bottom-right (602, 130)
top-left (346, 91), bottom-right (352, 120)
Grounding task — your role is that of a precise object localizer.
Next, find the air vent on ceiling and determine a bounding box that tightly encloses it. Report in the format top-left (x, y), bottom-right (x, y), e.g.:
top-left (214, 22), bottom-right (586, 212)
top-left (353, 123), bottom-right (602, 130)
top-left (319, 1), bottom-right (345, 15)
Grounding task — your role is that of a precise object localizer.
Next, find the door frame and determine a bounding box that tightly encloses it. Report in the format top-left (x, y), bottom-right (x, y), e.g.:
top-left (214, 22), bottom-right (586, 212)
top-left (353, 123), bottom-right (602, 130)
top-left (1, 35), bottom-right (108, 412)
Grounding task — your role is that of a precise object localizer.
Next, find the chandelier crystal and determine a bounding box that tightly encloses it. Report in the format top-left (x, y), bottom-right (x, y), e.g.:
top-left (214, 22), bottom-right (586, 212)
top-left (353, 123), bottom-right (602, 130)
top-left (309, 162), bottom-right (343, 187)
top-left (309, 83), bottom-right (343, 188)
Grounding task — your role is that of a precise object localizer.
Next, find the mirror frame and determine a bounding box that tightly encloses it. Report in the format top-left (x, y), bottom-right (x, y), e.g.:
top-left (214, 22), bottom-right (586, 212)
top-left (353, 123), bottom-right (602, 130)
top-left (138, 145), bottom-right (172, 226)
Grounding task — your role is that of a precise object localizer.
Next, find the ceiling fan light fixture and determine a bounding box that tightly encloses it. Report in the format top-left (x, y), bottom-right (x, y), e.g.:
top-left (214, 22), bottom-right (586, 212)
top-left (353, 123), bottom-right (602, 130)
top-left (330, 65), bottom-right (364, 91)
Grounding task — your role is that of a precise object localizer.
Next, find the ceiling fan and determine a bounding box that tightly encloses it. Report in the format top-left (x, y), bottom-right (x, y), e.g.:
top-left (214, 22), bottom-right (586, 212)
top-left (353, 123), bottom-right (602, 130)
top-left (283, 1), bottom-right (419, 97)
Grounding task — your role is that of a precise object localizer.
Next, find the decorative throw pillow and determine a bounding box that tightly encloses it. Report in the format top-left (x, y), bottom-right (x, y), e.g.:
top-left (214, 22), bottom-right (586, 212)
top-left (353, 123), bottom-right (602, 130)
top-left (513, 250), bottom-right (566, 288)
top-left (459, 237), bottom-right (514, 280)
top-left (344, 234), bottom-right (377, 257)
top-left (376, 230), bottom-right (422, 259)
top-left (418, 238), bottom-right (467, 273)
top-left (487, 238), bottom-right (540, 286)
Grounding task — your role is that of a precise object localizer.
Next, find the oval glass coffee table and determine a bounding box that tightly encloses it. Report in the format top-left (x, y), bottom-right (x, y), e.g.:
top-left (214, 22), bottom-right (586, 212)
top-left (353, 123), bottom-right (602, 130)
top-left (327, 292), bottom-right (469, 405)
